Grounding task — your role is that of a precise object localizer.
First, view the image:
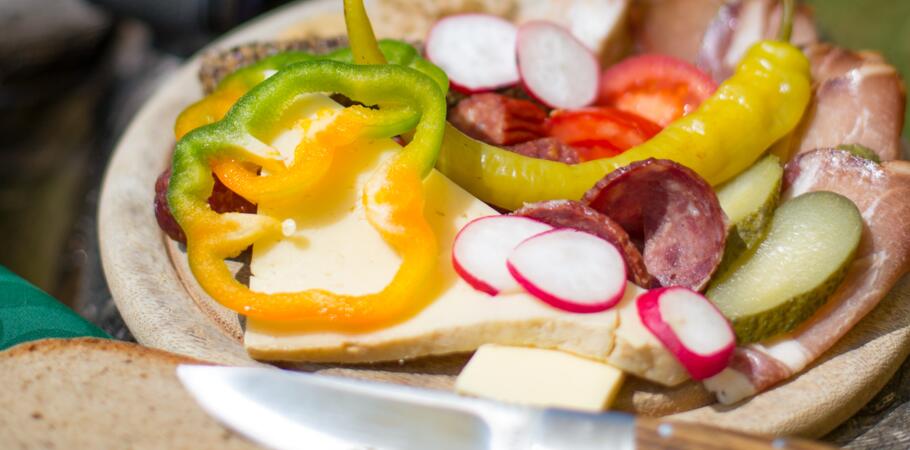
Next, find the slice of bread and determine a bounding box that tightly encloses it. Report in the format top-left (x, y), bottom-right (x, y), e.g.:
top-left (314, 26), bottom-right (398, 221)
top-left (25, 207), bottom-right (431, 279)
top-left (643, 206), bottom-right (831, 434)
top-left (0, 338), bottom-right (261, 450)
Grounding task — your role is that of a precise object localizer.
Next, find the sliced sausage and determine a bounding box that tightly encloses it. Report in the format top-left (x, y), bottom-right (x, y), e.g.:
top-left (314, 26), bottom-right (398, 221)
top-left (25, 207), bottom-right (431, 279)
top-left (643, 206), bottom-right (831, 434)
top-left (506, 137), bottom-right (582, 164)
top-left (154, 167), bottom-right (257, 244)
top-left (449, 93), bottom-right (548, 146)
top-left (582, 159), bottom-right (727, 291)
top-left (154, 168), bottom-right (187, 244)
top-left (513, 200), bottom-right (655, 287)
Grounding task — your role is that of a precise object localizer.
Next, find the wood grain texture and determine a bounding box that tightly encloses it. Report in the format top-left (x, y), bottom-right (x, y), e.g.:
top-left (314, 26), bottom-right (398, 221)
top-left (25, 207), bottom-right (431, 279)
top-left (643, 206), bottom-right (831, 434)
top-left (825, 351), bottom-right (910, 447)
top-left (97, 0), bottom-right (910, 440)
top-left (636, 417), bottom-right (834, 450)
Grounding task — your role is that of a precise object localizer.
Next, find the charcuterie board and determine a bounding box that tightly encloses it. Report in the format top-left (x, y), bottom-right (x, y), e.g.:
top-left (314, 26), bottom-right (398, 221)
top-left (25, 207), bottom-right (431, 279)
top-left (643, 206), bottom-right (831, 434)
top-left (98, 0), bottom-right (910, 438)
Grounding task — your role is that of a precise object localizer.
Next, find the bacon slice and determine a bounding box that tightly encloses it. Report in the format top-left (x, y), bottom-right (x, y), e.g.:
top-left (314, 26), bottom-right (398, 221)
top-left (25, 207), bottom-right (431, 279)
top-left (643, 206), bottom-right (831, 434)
top-left (791, 44), bottom-right (907, 162)
top-left (705, 149), bottom-right (910, 404)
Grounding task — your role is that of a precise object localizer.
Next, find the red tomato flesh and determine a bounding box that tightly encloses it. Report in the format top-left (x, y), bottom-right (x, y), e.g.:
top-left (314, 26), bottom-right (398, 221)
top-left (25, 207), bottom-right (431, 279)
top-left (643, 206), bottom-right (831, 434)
top-left (598, 54), bottom-right (717, 127)
top-left (545, 107), bottom-right (662, 161)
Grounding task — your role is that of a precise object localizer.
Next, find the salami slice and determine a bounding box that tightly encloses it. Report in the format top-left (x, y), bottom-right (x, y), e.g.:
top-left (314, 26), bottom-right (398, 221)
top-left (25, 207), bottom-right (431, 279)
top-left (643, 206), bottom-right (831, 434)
top-left (582, 158), bottom-right (727, 291)
top-left (154, 168), bottom-right (187, 244)
top-left (513, 200), bottom-right (655, 287)
top-left (507, 137), bottom-right (581, 164)
top-left (154, 167), bottom-right (257, 244)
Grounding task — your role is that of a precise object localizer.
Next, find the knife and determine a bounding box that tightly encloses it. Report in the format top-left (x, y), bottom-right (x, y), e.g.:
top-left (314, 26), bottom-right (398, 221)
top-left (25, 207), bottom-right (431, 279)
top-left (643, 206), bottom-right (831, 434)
top-left (177, 365), bottom-right (831, 450)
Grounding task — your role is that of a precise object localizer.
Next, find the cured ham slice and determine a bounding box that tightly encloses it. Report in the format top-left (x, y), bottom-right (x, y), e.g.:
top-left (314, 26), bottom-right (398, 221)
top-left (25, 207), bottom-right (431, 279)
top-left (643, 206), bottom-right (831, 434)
top-left (791, 45), bottom-right (907, 162)
top-left (631, 0), bottom-right (726, 62)
top-left (695, 0), bottom-right (817, 81)
top-left (630, 0), bottom-right (813, 67)
top-left (705, 149), bottom-right (910, 404)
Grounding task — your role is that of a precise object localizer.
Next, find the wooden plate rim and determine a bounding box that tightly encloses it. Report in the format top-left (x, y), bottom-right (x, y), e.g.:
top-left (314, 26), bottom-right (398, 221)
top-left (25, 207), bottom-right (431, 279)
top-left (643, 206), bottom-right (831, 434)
top-left (97, 0), bottom-right (910, 438)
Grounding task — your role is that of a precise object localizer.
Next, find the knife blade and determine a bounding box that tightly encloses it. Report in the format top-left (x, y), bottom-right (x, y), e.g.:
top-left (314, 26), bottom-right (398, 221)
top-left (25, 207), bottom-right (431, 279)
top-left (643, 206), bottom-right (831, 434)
top-left (176, 365), bottom-right (831, 450)
top-left (177, 364), bottom-right (633, 450)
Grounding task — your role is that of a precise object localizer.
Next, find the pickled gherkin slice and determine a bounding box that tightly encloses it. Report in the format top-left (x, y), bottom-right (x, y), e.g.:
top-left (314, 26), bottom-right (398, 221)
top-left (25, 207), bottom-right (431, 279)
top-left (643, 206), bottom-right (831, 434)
top-left (717, 154), bottom-right (783, 248)
top-left (837, 144), bottom-right (881, 164)
top-left (707, 191), bottom-right (862, 344)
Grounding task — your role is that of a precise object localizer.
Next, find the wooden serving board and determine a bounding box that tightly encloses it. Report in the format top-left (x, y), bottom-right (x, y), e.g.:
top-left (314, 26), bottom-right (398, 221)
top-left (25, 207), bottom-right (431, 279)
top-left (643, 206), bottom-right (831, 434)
top-left (98, 0), bottom-right (910, 439)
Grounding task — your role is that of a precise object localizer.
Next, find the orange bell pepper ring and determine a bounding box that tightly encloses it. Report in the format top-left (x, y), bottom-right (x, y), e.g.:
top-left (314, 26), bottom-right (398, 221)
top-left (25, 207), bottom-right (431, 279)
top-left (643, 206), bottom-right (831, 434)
top-left (167, 60), bottom-right (447, 328)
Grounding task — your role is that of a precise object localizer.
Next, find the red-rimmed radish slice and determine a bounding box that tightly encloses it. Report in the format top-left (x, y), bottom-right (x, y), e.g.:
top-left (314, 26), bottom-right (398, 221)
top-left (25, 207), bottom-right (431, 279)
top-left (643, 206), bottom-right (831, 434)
top-left (452, 216), bottom-right (553, 295)
top-left (506, 228), bottom-right (626, 313)
top-left (516, 21), bottom-right (600, 109)
top-left (425, 14), bottom-right (520, 94)
top-left (637, 287), bottom-right (735, 380)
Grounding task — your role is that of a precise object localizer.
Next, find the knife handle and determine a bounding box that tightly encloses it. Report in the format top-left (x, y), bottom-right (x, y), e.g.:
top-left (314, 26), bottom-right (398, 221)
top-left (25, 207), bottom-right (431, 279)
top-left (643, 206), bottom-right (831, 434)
top-left (635, 418), bottom-right (834, 450)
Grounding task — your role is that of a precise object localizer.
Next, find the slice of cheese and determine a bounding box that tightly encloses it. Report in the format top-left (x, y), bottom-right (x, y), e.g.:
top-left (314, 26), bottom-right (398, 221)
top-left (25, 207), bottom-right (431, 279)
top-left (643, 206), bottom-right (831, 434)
top-left (246, 164), bottom-right (625, 362)
top-left (609, 292), bottom-right (689, 386)
top-left (455, 344), bottom-right (624, 412)
top-left (242, 94), bottom-right (687, 386)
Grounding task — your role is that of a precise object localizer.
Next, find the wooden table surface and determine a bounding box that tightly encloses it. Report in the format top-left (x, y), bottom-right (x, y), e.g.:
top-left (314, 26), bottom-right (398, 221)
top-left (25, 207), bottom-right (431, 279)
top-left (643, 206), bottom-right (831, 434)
top-left (1, 1), bottom-right (908, 448)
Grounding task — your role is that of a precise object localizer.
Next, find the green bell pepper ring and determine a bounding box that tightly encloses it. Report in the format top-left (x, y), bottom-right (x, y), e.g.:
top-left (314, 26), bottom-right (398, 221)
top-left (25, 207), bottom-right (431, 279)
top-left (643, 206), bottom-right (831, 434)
top-left (175, 39), bottom-right (448, 139)
top-left (168, 60), bottom-right (448, 327)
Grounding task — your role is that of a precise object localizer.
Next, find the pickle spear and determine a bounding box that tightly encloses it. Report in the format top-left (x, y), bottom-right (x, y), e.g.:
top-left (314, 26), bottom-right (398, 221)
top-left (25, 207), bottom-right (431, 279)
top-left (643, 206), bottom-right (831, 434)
top-left (707, 191), bottom-right (862, 344)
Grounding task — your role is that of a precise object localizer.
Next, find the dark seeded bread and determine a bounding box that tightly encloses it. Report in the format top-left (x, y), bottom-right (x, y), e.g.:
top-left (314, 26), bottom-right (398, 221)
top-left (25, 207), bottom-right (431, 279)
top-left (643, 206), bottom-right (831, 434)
top-left (0, 338), bottom-right (261, 450)
top-left (198, 36), bottom-right (349, 94)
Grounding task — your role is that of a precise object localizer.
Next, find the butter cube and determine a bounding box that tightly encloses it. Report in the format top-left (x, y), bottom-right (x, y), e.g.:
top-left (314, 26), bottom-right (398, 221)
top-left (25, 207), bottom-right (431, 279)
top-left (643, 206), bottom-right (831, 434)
top-left (455, 345), bottom-right (624, 412)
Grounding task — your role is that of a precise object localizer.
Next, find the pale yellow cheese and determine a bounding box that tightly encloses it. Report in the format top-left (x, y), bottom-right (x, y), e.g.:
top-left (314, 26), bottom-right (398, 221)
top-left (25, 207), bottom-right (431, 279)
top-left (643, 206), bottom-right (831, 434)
top-left (245, 166), bottom-right (624, 363)
top-left (242, 94), bottom-right (687, 387)
top-left (608, 293), bottom-right (689, 386)
top-left (455, 345), bottom-right (624, 412)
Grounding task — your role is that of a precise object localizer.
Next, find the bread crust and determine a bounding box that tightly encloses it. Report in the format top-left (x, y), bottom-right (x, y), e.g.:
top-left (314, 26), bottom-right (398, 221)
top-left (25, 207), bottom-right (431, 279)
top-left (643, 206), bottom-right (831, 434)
top-left (0, 338), bottom-right (259, 449)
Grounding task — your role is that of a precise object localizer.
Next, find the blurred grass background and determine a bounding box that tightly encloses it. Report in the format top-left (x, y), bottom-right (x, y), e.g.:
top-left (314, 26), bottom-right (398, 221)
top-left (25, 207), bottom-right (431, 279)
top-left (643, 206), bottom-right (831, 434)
top-left (806, 0), bottom-right (910, 136)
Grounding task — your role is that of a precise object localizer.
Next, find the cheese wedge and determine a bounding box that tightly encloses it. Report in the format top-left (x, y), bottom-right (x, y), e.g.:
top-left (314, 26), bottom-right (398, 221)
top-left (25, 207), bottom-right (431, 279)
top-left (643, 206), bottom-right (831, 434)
top-left (242, 94), bottom-right (687, 386)
top-left (455, 344), bottom-right (624, 411)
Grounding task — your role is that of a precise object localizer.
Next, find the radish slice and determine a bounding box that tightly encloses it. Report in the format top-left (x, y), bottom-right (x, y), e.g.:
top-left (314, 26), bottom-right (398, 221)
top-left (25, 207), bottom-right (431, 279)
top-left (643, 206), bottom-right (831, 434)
top-left (452, 216), bottom-right (553, 295)
top-left (516, 21), bottom-right (600, 109)
top-left (425, 14), bottom-right (520, 94)
top-left (506, 228), bottom-right (626, 313)
top-left (637, 287), bottom-right (735, 380)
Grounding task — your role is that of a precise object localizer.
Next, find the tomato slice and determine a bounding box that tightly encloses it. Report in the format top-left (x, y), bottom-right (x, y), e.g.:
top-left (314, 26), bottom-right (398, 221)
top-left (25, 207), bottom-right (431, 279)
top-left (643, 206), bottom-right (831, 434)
top-left (545, 107), bottom-right (662, 161)
top-left (598, 54), bottom-right (717, 127)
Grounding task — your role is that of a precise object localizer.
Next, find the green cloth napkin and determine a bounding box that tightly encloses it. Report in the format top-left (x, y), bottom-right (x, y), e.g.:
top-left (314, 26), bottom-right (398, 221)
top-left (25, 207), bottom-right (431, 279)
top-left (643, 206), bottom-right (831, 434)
top-left (0, 266), bottom-right (109, 351)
